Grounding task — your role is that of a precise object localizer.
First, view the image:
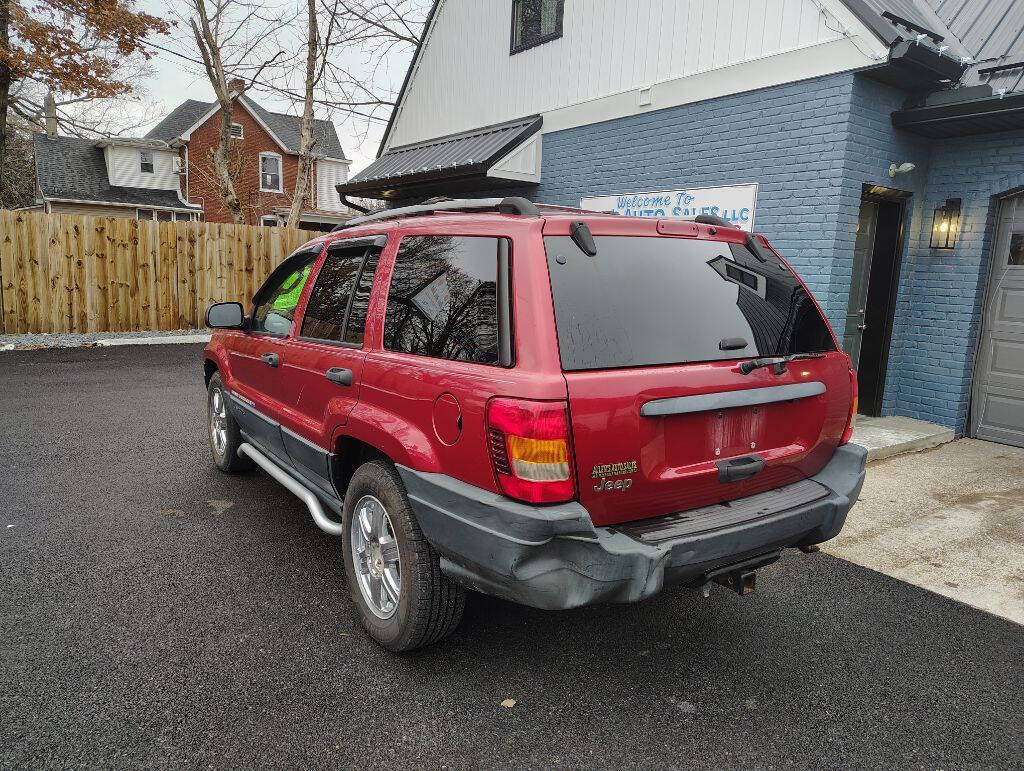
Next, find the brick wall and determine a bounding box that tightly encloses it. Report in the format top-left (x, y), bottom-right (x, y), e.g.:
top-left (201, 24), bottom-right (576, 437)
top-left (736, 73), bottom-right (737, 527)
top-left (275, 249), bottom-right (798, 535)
top-left (468, 72), bottom-right (1024, 435)
top-left (527, 73), bottom-right (860, 325)
top-left (882, 127), bottom-right (1024, 432)
top-left (186, 103), bottom-right (306, 224)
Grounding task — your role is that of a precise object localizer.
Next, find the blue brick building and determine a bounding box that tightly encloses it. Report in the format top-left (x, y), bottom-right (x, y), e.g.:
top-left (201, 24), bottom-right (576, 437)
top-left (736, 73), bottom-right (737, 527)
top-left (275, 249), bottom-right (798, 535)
top-left (341, 0), bottom-right (1024, 447)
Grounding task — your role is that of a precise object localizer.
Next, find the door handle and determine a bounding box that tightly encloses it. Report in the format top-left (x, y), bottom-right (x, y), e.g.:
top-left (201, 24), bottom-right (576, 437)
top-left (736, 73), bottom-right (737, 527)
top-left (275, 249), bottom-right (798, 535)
top-left (260, 352), bottom-right (280, 367)
top-left (325, 367), bottom-right (353, 387)
top-left (857, 324), bottom-right (868, 332)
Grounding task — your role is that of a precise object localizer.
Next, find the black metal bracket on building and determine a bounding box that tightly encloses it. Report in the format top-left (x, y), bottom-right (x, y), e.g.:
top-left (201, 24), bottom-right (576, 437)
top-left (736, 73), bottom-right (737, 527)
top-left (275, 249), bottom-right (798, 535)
top-left (977, 61), bottom-right (1024, 78)
top-left (881, 11), bottom-right (944, 43)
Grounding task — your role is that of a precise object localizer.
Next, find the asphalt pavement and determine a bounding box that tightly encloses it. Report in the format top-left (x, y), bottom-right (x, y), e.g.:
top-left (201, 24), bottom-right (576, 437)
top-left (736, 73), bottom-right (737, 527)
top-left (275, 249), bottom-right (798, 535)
top-left (1, 345), bottom-right (1022, 769)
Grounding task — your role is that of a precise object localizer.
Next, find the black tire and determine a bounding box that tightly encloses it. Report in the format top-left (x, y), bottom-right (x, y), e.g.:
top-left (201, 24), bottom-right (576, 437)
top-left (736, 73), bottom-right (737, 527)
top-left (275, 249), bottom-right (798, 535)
top-left (341, 460), bottom-right (466, 651)
top-left (207, 372), bottom-right (252, 473)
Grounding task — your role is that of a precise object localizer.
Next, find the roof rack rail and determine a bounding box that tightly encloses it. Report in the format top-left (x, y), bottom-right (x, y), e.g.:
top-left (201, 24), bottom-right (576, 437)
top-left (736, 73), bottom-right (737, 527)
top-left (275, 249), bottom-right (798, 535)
top-left (333, 196), bottom-right (540, 230)
top-left (693, 214), bottom-right (734, 228)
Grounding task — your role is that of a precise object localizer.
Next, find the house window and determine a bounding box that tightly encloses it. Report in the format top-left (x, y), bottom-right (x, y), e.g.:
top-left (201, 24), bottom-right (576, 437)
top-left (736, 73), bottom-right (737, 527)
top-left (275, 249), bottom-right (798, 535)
top-left (156, 210), bottom-right (173, 222)
top-left (511, 0), bottom-right (564, 54)
top-left (260, 153), bottom-right (282, 192)
top-left (140, 150), bottom-right (154, 173)
top-left (137, 209), bottom-right (155, 220)
top-left (230, 122), bottom-right (244, 139)
top-left (261, 215), bottom-right (279, 227)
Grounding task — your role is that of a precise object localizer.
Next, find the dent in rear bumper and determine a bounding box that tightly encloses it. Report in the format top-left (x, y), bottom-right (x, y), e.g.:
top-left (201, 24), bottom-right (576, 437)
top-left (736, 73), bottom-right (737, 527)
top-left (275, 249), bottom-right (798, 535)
top-left (396, 442), bottom-right (868, 610)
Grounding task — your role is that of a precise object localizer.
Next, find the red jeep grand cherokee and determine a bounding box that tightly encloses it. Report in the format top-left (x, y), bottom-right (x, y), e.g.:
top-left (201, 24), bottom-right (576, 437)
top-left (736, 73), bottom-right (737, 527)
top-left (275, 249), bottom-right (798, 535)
top-left (202, 197), bottom-right (865, 651)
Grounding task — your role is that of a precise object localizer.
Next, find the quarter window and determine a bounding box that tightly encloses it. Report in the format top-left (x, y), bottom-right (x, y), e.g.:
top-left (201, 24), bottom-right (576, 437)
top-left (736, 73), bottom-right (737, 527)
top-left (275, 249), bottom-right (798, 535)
top-left (140, 150), bottom-right (154, 173)
top-left (251, 250), bottom-right (318, 336)
top-left (384, 236), bottom-right (502, 365)
top-left (260, 153), bottom-right (282, 192)
top-left (511, 0), bottom-right (564, 54)
top-left (344, 250), bottom-right (380, 345)
top-left (300, 245), bottom-right (380, 345)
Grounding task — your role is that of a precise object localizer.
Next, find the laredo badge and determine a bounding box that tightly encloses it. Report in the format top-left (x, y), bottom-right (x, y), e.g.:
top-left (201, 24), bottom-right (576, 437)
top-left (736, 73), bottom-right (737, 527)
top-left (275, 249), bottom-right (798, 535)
top-left (591, 460), bottom-right (637, 492)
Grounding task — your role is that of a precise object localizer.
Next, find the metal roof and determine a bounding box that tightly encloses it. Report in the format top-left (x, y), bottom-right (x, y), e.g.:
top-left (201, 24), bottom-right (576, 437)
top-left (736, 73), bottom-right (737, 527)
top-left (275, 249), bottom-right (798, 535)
top-left (928, 0), bottom-right (1024, 94)
top-left (32, 134), bottom-right (201, 210)
top-left (340, 115), bottom-right (542, 199)
top-left (857, 0), bottom-right (947, 41)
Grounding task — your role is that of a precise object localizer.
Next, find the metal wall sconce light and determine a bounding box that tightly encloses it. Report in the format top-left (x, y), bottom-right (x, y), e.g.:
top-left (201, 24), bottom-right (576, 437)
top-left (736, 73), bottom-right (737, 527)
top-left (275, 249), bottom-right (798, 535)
top-left (930, 197), bottom-right (961, 249)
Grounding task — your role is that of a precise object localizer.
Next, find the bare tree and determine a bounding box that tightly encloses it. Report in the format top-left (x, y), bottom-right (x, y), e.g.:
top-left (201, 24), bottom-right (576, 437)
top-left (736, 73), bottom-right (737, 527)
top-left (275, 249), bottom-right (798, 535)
top-left (285, 0), bottom-right (321, 229)
top-left (325, 0), bottom-right (427, 123)
top-left (183, 0), bottom-right (292, 223)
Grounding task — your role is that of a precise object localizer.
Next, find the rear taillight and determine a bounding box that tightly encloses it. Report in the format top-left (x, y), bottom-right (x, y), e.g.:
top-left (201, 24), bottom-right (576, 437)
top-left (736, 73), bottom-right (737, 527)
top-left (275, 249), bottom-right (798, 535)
top-left (840, 366), bottom-right (858, 445)
top-left (486, 398), bottom-right (576, 504)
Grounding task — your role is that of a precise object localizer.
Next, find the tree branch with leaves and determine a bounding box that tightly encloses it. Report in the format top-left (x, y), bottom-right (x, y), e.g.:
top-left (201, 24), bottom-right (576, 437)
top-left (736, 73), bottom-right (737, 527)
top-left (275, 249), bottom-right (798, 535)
top-left (0, 0), bottom-right (170, 206)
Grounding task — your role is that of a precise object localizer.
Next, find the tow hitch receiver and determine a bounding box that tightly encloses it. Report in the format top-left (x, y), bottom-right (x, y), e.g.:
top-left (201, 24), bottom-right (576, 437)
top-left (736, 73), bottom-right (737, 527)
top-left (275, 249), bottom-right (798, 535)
top-left (700, 551), bottom-right (781, 598)
top-left (714, 569), bottom-right (757, 596)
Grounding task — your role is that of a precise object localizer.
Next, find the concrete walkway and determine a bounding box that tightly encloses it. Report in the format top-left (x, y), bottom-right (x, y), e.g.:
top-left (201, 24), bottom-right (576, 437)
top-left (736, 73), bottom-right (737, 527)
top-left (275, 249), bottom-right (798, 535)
top-left (851, 414), bottom-right (955, 462)
top-left (826, 438), bottom-right (1024, 624)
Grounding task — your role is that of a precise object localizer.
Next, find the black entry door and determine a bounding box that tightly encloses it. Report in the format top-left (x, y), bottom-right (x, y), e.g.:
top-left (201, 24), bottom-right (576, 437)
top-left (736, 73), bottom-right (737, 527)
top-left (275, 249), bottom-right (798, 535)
top-left (843, 191), bottom-right (907, 416)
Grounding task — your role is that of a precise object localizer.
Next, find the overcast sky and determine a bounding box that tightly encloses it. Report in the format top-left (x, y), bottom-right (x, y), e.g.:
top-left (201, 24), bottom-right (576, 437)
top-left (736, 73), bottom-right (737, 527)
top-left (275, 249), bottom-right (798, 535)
top-left (127, 0), bottom-right (422, 173)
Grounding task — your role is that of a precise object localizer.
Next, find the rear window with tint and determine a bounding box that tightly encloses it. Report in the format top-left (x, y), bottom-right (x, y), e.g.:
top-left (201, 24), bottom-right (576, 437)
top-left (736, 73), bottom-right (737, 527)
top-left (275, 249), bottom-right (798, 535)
top-left (544, 236), bottom-right (835, 371)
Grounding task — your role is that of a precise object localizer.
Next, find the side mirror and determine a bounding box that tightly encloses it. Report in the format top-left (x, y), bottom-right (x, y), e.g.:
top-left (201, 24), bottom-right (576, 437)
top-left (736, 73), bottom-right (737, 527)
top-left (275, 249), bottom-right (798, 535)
top-left (205, 302), bottom-right (245, 329)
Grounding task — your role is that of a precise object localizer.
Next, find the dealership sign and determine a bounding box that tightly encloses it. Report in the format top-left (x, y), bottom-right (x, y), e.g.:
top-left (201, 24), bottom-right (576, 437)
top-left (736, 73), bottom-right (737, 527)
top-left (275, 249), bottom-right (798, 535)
top-left (580, 184), bottom-right (758, 231)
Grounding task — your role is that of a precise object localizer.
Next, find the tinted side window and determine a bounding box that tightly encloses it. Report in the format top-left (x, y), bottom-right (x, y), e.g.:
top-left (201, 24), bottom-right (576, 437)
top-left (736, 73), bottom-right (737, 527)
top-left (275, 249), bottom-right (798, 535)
top-left (384, 236), bottom-right (500, 365)
top-left (300, 248), bottom-right (363, 342)
top-left (251, 251), bottom-right (318, 336)
top-left (344, 251), bottom-right (379, 345)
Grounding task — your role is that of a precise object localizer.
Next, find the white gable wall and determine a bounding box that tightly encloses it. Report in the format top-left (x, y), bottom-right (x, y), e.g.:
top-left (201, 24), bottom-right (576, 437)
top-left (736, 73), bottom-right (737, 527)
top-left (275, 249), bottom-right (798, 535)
top-left (316, 159), bottom-right (351, 211)
top-left (104, 146), bottom-right (181, 191)
top-left (385, 0), bottom-right (888, 150)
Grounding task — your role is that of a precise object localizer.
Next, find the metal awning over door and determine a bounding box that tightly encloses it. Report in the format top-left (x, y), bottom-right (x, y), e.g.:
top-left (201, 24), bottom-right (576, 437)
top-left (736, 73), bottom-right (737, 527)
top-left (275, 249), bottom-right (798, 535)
top-left (971, 192), bottom-right (1024, 447)
top-left (338, 116), bottom-right (542, 201)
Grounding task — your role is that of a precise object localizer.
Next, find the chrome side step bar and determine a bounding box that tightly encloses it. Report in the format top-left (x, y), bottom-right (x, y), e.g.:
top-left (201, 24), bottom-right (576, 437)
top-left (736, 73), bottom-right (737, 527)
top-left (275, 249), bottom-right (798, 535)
top-left (237, 443), bottom-right (345, 536)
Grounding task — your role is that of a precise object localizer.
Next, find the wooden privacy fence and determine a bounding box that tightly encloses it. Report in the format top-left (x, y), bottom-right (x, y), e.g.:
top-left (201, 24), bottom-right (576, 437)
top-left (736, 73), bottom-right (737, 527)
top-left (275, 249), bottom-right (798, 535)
top-left (0, 210), bottom-right (319, 335)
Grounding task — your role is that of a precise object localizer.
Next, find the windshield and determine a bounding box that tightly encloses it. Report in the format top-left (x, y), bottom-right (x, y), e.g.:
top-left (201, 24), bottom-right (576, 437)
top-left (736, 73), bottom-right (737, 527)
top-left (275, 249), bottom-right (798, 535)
top-left (544, 235), bottom-right (835, 371)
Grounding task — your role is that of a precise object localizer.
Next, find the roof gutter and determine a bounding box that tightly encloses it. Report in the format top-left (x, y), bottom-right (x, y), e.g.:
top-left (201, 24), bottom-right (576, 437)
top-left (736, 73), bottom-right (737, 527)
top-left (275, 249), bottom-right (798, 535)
top-left (41, 196), bottom-right (202, 212)
top-left (863, 38), bottom-right (968, 92)
top-left (893, 91), bottom-right (1024, 137)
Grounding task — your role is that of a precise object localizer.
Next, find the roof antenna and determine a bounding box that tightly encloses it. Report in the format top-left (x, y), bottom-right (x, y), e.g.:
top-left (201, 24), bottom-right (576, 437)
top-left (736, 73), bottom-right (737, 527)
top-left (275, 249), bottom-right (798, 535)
top-left (570, 221), bottom-right (597, 256)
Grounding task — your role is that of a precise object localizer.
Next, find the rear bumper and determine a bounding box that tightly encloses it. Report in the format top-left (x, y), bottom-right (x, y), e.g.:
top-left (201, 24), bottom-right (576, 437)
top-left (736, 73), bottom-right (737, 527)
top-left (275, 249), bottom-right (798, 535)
top-left (397, 443), bottom-right (867, 610)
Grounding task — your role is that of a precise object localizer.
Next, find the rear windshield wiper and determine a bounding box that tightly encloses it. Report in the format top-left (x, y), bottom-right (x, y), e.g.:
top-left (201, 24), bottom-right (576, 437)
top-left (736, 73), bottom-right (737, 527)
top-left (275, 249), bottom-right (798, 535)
top-left (739, 352), bottom-right (826, 375)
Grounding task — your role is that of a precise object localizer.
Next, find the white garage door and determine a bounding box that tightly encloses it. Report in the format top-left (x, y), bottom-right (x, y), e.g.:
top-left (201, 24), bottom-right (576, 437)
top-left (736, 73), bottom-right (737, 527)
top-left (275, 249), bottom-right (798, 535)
top-left (971, 193), bottom-right (1024, 447)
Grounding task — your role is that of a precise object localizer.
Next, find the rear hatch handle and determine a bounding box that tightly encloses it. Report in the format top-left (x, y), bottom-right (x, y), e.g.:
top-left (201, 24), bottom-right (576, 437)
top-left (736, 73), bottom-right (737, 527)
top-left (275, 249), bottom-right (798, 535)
top-left (717, 454), bottom-right (765, 482)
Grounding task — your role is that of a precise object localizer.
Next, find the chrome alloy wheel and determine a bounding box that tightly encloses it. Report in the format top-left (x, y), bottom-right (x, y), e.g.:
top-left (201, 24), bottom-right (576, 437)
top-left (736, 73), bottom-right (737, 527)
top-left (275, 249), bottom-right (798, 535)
top-left (210, 387), bottom-right (228, 458)
top-left (351, 495), bottom-right (402, 619)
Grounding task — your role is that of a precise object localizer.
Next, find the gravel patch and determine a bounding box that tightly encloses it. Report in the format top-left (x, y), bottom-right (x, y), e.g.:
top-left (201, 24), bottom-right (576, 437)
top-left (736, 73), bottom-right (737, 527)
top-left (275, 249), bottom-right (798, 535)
top-left (0, 329), bottom-right (211, 351)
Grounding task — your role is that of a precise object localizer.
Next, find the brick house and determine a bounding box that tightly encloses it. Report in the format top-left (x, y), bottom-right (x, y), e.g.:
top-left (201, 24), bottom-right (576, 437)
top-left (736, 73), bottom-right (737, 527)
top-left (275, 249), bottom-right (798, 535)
top-left (30, 82), bottom-right (352, 230)
top-left (145, 82), bottom-right (352, 229)
top-left (341, 0), bottom-right (1024, 447)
